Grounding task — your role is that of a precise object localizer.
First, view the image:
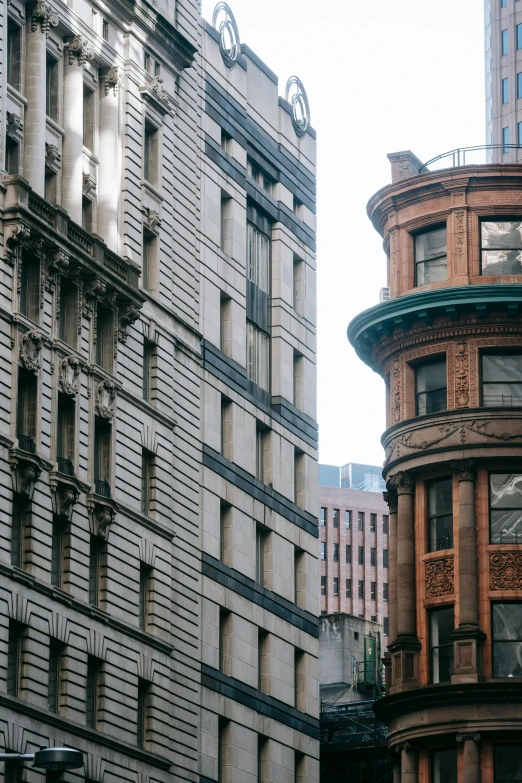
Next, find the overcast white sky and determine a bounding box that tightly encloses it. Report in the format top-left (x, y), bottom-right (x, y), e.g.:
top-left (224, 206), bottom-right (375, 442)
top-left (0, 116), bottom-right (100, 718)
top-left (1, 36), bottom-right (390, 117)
top-left (201, 0), bottom-right (485, 467)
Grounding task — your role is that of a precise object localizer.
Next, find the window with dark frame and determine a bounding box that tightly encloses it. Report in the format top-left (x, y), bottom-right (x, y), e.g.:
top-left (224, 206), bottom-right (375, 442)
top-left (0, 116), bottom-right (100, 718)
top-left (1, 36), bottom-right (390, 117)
top-left (57, 392), bottom-right (75, 474)
top-left (94, 417), bottom-right (111, 494)
top-left (141, 449), bottom-right (154, 516)
top-left (320, 542), bottom-right (326, 561)
top-left (518, 22), bottom-right (522, 48)
top-left (370, 581), bottom-right (376, 601)
top-left (11, 496), bottom-right (28, 569)
top-left (490, 473), bottom-right (522, 543)
top-left (218, 718), bottom-right (229, 783)
top-left (332, 577), bottom-right (339, 596)
top-left (83, 88), bottom-right (94, 151)
top-left (7, 620), bottom-right (24, 698)
top-left (7, 20), bottom-right (21, 91)
top-left (333, 543), bottom-right (339, 562)
top-left (256, 525), bottom-right (268, 584)
top-left (383, 583), bottom-right (389, 601)
top-left (246, 322), bottom-right (269, 391)
top-left (333, 508), bottom-right (340, 528)
top-left (51, 516), bottom-right (68, 589)
top-left (346, 578), bottom-right (352, 598)
top-left (415, 358), bottom-right (447, 415)
top-left (219, 501), bottom-right (230, 563)
top-left (371, 547), bottom-right (376, 566)
top-left (482, 353), bottom-right (522, 407)
top-left (429, 606), bottom-right (454, 683)
top-left (502, 28), bottom-right (509, 56)
top-left (20, 252), bottom-right (41, 323)
top-left (383, 617), bottom-right (389, 636)
top-left (48, 639), bottom-right (64, 713)
top-left (370, 513), bottom-right (376, 532)
top-left (503, 126), bottom-right (510, 153)
top-left (495, 746), bottom-right (522, 782)
top-left (142, 229), bottom-right (156, 292)
top-left (431, 748), bottom-right (457, 783)
top-left (358, 546), bottom-right (364, 565)
top-left (256, 422), bottom-right (268, 484)
top-left (137, 678), bottom-right (151, 748)
top-left (346, 544), bottom-right (352, 563)
top-left (358, 512), bottom-right (364, 530)
top-left (320, 507), bottom-right (326, 526)
top-left (358, 580), bottom-right (364, 599)
top-left (320, 576), bottom-right (326, 595)
top-left (345, 510), bottom-right (352, 529)
top-left (17, 367), bottom-right (38, 452)
top-left (143, 121), bottom-right (159, 185)
top-left (258, 628), bottom-right (268, 691)
top-left (481, 220), bottom-right (522, 275)
top-left (89, 534), bottom-right (105, 607)
top-left (5, 136), bottom-right (19, 176)
top-left (58, 278), bottom-right (78, 348)
top-left (247, 222), bottom-right (269, 293)
top-left (219, 608), bottom-right (230, 673)
top-left (86, 655), bottom-right (102, 729)
top-left (428, 478), bottom-right (453, 551)
top-left (143, 338), bottom-right (155, 402)
top-left (414, 226), bottom-right (447, 286)
top-left (46, 56), bottom-right (59, 121)
top-left (492, 603), bottom-right (522, 676)
top-left (383, 549), bottom-right (389, 568)
top-left (383, 514), bottom-right (389, 534)
top-left (502, 77), bottom-right (509, 104)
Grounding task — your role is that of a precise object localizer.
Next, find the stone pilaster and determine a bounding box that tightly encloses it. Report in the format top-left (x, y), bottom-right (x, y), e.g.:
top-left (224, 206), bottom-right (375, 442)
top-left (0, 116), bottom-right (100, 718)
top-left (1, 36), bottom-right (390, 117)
top-left (457, 733), bottom-right (481, 783)
top-left (98, 66), bottom-right (120, 251)
top-left (399, 743), bottom-right (418, 783)
top-left (384, 488), bottom-right (398, 645)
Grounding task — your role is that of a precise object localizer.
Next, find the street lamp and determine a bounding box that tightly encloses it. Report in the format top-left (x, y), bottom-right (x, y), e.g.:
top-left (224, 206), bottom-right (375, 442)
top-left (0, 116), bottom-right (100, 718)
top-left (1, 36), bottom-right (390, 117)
top-left (0, 747), bottom-right (84, 771)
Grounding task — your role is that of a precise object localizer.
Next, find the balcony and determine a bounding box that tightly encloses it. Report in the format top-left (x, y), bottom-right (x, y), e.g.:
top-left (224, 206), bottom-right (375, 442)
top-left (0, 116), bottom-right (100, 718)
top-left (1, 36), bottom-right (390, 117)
top-left (17, 433), bottom-right (36, 454)
top-left (57, 456), bottom-right (74, 477)
top-left (94, 478), bottom-right (111, 499)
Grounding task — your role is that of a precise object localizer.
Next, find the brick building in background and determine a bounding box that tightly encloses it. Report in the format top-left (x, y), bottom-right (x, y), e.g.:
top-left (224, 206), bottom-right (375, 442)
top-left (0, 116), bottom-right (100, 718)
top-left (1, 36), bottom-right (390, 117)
top-left (319, 464), bottom-right (389, 638)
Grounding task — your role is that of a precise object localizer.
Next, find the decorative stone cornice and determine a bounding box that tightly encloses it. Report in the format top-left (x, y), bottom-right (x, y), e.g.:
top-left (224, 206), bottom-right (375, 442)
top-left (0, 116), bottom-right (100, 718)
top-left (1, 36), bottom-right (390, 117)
top-left (387, 471), bottom-right (414, 494)
top-left (139, 75), bottom-right (176, 116)
top-left (31, 1), bottom-right (58, 34)
top-left (65, 35), bottom-right (95, 67)
top-left (451, 459), bottom-right (476, 482)
top-left (104, 66), bottom-right (120, 96)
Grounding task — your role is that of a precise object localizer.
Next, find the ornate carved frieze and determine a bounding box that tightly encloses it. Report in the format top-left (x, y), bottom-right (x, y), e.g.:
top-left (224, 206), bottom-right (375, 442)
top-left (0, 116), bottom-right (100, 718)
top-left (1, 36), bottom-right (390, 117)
top-left (6, 112), bottom-right (23, 142)
top-left (454, 341), bottom-right (469, 408)
top-left (490, 552), bottom-right (522, 590)
top-left (451, 459), bottom-right (476, 482)
top-left (391, 357), bottom-right (401, 423)
top-left (118, 303), bottom-right (142, 343)
top-left (59, 356), bottom-right (81, 395)
top-left (104, 66), bottom-right (120, 96)
top-left (65, 35), bottom-right (95, 67)
top-left (45, 143), bottom-right (61, 173)
top-left (4, 224), bottom-right (31, 267)
top-left (454, 211), bottom-right (465, 266)
top-left (388, 471), bottom-right (414, 494)
top-left (20, 330), bottom-right (43, 372)
top-left (425, 556), bottom-right (454, 598)
top-left (31, 1), bottom-right (58, 34)
top-left (95, 379), bottom-right (116, 419)
top-left (139, 75), bottom-right (176, 115)
top-left (82, 174), bottom-right (97, 201)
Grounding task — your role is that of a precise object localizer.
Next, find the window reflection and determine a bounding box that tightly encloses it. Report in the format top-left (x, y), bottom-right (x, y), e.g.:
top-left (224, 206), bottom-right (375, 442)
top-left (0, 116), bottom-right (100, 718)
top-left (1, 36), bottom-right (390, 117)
top-left (490, 474), bottom-right (522, 543)
top-left (415, 227), bottom-right (447, 286)
top-left (415, 359), bottom-right (447, 416)
top-left (493, 604), bottom-right (522, 678)
top-left (432, 749), bottom-right (457, 783)
top-left (428, 478), bottom-right (453, 551)
top-left (483, 354), bottom-right (522, 407)
top-left (481, 221), bottom-right (522, 275)
top-left (495, 745), bottom-right (522, 781)
top-left (430, 606), bottom-right (454, 683)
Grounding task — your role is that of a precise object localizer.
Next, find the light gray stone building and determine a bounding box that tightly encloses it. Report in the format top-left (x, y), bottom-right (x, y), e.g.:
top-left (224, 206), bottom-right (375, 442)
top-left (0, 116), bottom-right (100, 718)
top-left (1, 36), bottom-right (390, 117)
top-left (0, 1), bottom-right (318, 782)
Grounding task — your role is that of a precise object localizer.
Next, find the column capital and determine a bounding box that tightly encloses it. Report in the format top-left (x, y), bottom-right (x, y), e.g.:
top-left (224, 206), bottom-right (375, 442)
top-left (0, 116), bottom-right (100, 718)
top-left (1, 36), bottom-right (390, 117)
top-left (103, 66), bottom-right (121, 96)
top-left (451, 459), bottom-right (477, 482)
top-left (383, 489), bottom-right (398, 513)
top-left (388, 471), bottom-right (414, 495)
top-left (456, 732), bottom-right (481, 743)
top-left (30, 1), bottom-right (58, 34)
top-left (64, 35), bottom-right (95, 68)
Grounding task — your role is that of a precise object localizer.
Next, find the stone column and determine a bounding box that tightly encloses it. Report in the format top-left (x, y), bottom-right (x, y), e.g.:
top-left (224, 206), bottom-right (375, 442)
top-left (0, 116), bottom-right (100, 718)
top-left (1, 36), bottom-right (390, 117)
top-left (384, 488), bottom-right (398, 645)
top-left (24, 3), bottom-right (57, 195)
top-left (391, 472), bottom-right (415, 637)
top-left (62, 35), bottom-right (93, 225)
top-left (400, 744), bottom-right (417, 783)
top-left (98, 67), bottom-right (120, 251)
top-left (457, 733), bottom-right (481, 783)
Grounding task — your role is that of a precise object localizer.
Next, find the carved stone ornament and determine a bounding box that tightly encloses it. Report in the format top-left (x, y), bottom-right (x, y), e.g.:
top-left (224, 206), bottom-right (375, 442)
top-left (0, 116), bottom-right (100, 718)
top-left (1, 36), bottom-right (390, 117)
top-left (13, 462), bottom-right (39, 499)
top-left (87, 495), bottom-right (116, 539)
top-left (144, 207), bottom-right (161, 233)
top-left (31, 1), bottom-right (59, 34)
top-left (51, 482), bottom-right (79, 521)
top-left (383, 490), bottom-right (398, 514)
top-left (82, 174), bottom-right (97, 201)
top-left (65, 35), bottom-right (95, 67)
top-left (45, 143), bottom-right (61, 173)
top-left (20, 330), bottom-right (43, 372)
top-left (451, 459), bottom-right (477, 483)
top-left (118, 303), bottom-right (142, 343)
top-left (4, 224), bottom-right (31, 267)
top-left (95, 379), bottom-right (116, 419)
top-left (425, 557), bottom-right (454, 599)
top-left (6, 112), bottom-right (23, 141)
top-left (455, 341), bottom-right (469, 408)
top-left (104, 66), bottom-right (120, 96)
top-left (59, 356), bottom-right (81, 395)
top-left (83, 277), bottom-right (107, 316)
top-left (490, 552), bottom-right (522, 590)
top-left (391, 357), bottom-right (401, 423)
top-left (456, 733), bottom-right (481, 743)
top-left (139, 75), bottom-right (174, 115)
top-left (46, 248), bottom-right (70, 292)
top-left (387, 471), bottom-right (414, 494)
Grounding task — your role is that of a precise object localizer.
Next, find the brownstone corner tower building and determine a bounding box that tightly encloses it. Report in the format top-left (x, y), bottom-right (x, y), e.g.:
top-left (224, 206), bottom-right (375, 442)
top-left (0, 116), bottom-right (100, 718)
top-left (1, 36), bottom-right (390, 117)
top-left (348, 150), bottom-right (522, 783)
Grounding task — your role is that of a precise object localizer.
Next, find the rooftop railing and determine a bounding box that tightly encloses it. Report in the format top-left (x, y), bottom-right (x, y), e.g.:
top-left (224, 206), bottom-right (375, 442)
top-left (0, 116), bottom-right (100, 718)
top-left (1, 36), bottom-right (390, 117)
top-left (419, 144), bottom-right (522, 173)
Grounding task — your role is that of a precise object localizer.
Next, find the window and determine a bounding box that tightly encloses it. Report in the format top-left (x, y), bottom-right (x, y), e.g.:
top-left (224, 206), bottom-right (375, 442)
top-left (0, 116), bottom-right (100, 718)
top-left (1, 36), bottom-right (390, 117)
top-left (503, 126), bottom-right (510, 154)
top-left (51, 516), bottom-right (67, 588)
top-left (246, 323), bottom-right (269, 391)
top-left (383, 583), bottom-right (389, 601)
top-left (7, 621), bottom-right (24, 697)
top-left (502, 77), bottom-right (509, 104)
top-left (493, 603), bottom-right (522, 676)
top-left (430, 606), bottom-right (454, 683)
top-left (358, 546), bottom-right (364, 565)
top-left (293, 255), bottom-right (304, 315)
top-left (86, 656), bottom-right (102, 729)
top-left (102, 18), bottom-right (109, 40)
top-left (346, 579), bottom-right (352, 598)
top-left (332, 508), bottom-right (340, 528)
top-left (256, 525), bottom-right (268, 584)
top-left (518, 122), bottom-right (522, 148)
top-left (370, 513), bottom-right (376, 532)
top-left (383, 515), bottom-right (389, 534)
top-left (346, 544), bottom-right (352, 563)
top-left (294, 546), bottom-right (304, 606)
top-left (220, 396), bottom-right (232, 458)
top-left (58, 279), bottom-right (78, 348)
top-left (218, 718), bottom-right (230, 783)
top-left (95, 308), bottom-right (114, 372)
top-left (320, 542), bottom-right (326, 561)
top-left (345, 510), bottom-right (352, 529)
top-left (320, 575), bottom-right (326, 595)
top-left (143, 339), bottom-right (155, 402)
top-left (143, 121), bottom-right (159, 185)
top-left (256, 423), bottom-right (268, 483)
top-left (89, 534), bottom-right (105, 606)
top-left (7, 20), bottom-right (21, 91)
top-left (219, 608), bottom-right (230, 673)
top-left (518, 23), bottom-right (522, 48)
top-left (414, 227), bottom-right (447, 286)
top-left (415, 358), bottom-right (447, 415)
top-left (481, 220), bottom-right (522, 275)
top-left (48, 639), bottom-right (64, 713)
top-left (428, 478), bottom-right (453, 551)
top-left (501, 0), bottom-right (507, 6)
top-left (258, 628), bottom-right (268, 691)
top-left (495, 746), bottom-right (522, 781)
top-left (141, 450), bottom-right (154, 515)
top-left (293, 351), bottom-right (304, 410)
top-left (358, 512), bottom-right (364, 530)
top-left (294, 448), bottom-right (305, 507)
top-left (384, 617), bottom-right (389, 636)
top-left (502, 29), bottom-right (509, 55)
top-left (333, 543), bottom-right (339, 562)
top-left (247, 223), bottom-right (270, 293)
top-left (221, 128), bottom-right (232, 153)
top-left (320, 508), bottom-right (326, 526)
top-left (371, 547), bottom-right (376, 566)
top-left (94, 418), bottom-right (111, 494)
top-left (82, 197), bottom-right (93, 233)
top-left (483, 353), bottom-right (522, 407)
top-left (293, 195), bottom-right (304, 219)
top-left (220, 193), bottom-right (233, 255)
top-left (333, 577), bottom-right (339, 595)
top-left (354, 631), bottom-right (359, 640)
top-left (518, 73), bottom-right (522, 100)
top-left (383, 549), bottom-right (389, 568)
top-left (219, 501), bottom-right (230, 563)
top-left (258, 735), bottom-right (268, 783)
top-left (358, 580), bottom-right (364, 599)
top-left (295, 752), bottom-right (305, 783)
top-left (11, 496), bottom-right (28, 568)
top-left (371, 615), bottom-right (377, 622)
top-left (370, 581), bottom-right (376, 601)
top-left (490, 473), bottom-right (522, 543)
top-left (431, 749), bottom-right (457, 783)
top-left (17, 368), bottom-right (37, 452)
top-left (142, 229), bottom-right (157, 291)
top-left (83, 88), bottom-right (94, 151)
top-left (220, 293), bottom-right (231, 355)
top-left (5, 137), bottom-right (19, 176)
top-left (137, 678), bottom-right (151, 748)
top-left (57, 392), bottom-right (75, 474)
top-left (20, 252), bottom-right (41, 322)
top-left (46, 56), bottom-right (59, 121)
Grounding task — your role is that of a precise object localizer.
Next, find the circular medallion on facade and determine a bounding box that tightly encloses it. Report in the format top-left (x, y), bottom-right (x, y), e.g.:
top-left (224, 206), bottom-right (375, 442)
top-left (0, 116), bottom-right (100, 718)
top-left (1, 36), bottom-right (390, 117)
top-left (212, 3), bottom-right (240, 68)
top-left (285, 76), bottom-right (310, 138)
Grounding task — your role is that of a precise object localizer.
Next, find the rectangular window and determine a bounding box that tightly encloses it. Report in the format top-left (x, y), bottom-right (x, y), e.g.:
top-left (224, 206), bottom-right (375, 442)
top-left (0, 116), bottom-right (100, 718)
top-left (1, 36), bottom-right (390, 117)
top-left (345, 510), bottom-right (352, 529)
top-left (20, 252), bottom-right (41, 322)
top-left (370, 513), bottom-right (376, 531)
top-left (220, 193), bottom-right (232, 255)
top-left (346, 544), bottom-right (352, 563)
top-left (358, 512), bottom-right (364, 530)
top-left (218, 718), bottom-right (229, 783)
top-left (320, 575), bottom-right (326, 595)
top-left (17, 368), bottom-right (37, 451)
top-left (142, 229), bottom-right (157, 292)
top-left (141, 450), bottom-right (154, 516)
top-left (294, 448), bottom-right (305, 507)
top-left (333, 508), bottom-right (340, 528)
top-left (7, 20), bottom-right (21, 91)
top-left (483, 353), bottom-right (522, 407)
top-left (430, 606), bottom-right (454, 683)
top-left (495, 746), bottom-right (522, 781)
top-left (428, 477), bottom-right (453, 551)
top-left (293, 255), bottom-right (304, 315)
top-left (5, 137), bottom-right (19, 176)
top-left (57, 392), bottom-right (75, 474)
top-left (384, 617), bottom-right (389, 636)
top-left (7, 621), bottom-right (23, 698)
top-left (493, 603), bottom-right (522, 677)
top-left (415, 358), bottom-right (447, 415)
top-left (247, 222), bottom-right (270, 293)
top-left (294, 546), bottom-right (305, 606)
top-left (482, 220), bottom-right (522, 275)
top-left (86, 656), bottom-right (102, 729)
top-left (414, 226), bottom-right (447, 286)
top-left (137, 678), bottom-right (150, 748)
top-left (501, 0), bottom-right (507, 5)
top-left (383, 549), bottom-right (389, 568)
top-left (503, 126), bottom-right (510, 153)
top-left (320, 507), bottom-right (326, 526)
top-left (11, 496), bottom-right (27, 568)
top-left (58, 279), bottom-right (78, 349)
top-left (256, 423), bottom-right (268, 483)
top-left (371, 547), bottom-right (376, 566)
top-left (51, 516), bottom-right (67, 588)
top-left (432, 749), bottom-right (457, 783)
top-left (89, 534), bottom-right (105, 606)
top-left (82, 197), bottom-right (93, 233)
top-left (358, 546), bottom-right (364, 565)
top-left (256, 526), bottom-right (268, 584)
top-left (220, 293), bottom-right (231, 355)
top-left (246, 323), bottom-right (269, 391)
top-left (102, 18), bottom-right (109, 40)
top-left (371, 581), bottom-right (376, 601)
top-left (333, 577), bottom-right (339, 595)
top-left (143, 339), bottom-right (155, 402)
top-left (258, 628), bottom-right (268, 691)
top-left (143, 121), bottom-right (159, 185)
top-left (83, 88), bottom-right (94, 151)
top-left (258, 735), bottom-right (268, 783)
top-left (383, 514), bottom-right (389, 533)
top-left (502, 77), bottom-right (509, 104)
top-left (46, 56), bottom-right (59, 121)
top-left (333, 543), bottom-right (339, 562)
top-left (383, 583), bottom-right (389, 601)
top-left (95, 308), bottom-right (113, 372)
top-left (320, 542), bottom-right (326, 561)
top-left (219, 501), bottom-right (230, 563)
top-left (490, 473), bottom-right (522, 543)
top-left (48, 639), bottom-right (64, 713)
top-left (502, 29), bottom-right (509, 55)
top-left (293, 351), bottom-right (303, 409)
top-left (519, 122), bottom-right (522, 148)
top-left (346, 579), bottom-right (352, 598)
top-left (221, 128), bottom-right (232, 153)
top-left (94, 418), bottom-right (111, 495)
top-left (219, 608), bottom-right (230, 673)
top-left (518, 22), bottom-right (522, 48)
top-left (358, 580), bottom-right (364, 599)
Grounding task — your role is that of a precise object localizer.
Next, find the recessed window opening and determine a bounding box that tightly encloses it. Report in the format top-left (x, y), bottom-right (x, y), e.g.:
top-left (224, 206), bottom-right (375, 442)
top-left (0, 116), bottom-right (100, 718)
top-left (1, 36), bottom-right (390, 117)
top-left (428, 478), bottom-right (453, 551)
top-left (490, 473), bottom-right (522, 543)
top-left (430, 606), bottom-right (454, 683)
top-left (415, 358), bottom-right (447, 415)
top-left (482, 353), bottom-right (522, 407)
top-left (481, 220), bottom-right (522, 275)
top-left (414, 226), bottom-right (447, 286)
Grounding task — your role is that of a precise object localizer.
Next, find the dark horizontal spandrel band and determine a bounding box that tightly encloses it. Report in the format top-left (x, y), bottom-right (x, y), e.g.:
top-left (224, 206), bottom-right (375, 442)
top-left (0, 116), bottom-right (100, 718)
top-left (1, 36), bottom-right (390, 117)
top-left (202, 445), bottom-right (319, 537)
top-left (202, 554), bottom-right (319, 637)
top-left (201, 665), bottom-right (320, 740)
